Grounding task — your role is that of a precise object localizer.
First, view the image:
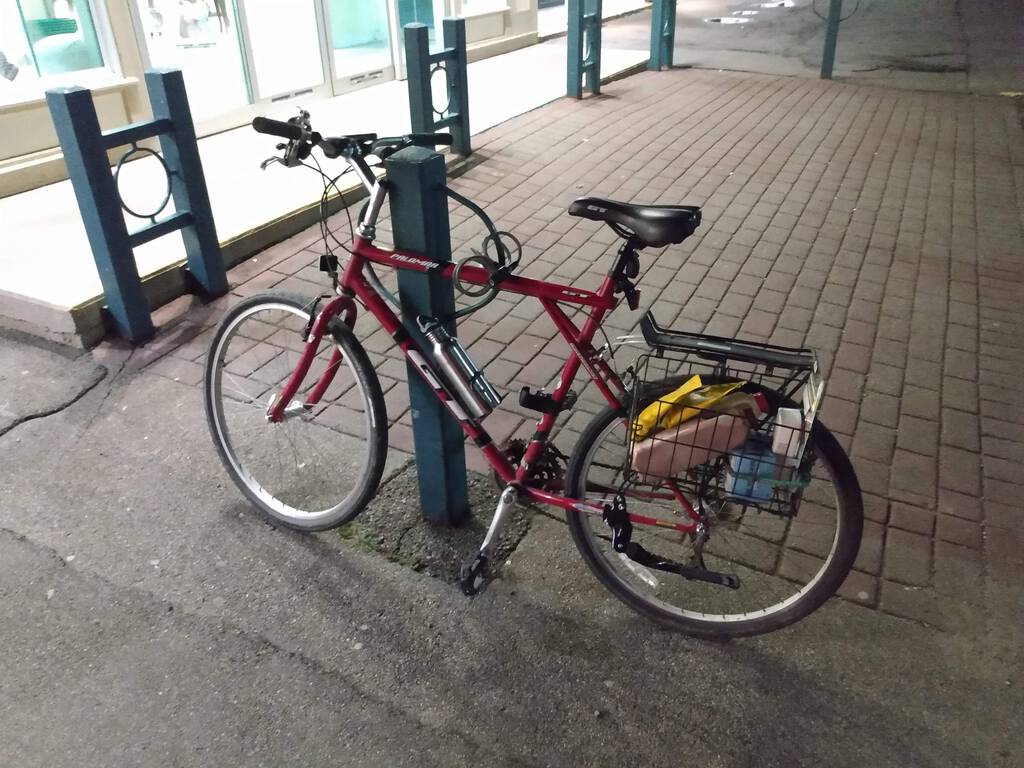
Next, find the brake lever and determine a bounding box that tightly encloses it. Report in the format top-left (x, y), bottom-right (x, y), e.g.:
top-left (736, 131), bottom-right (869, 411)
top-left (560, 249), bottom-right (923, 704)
top-left (260, 156), bottom-right (286, 171)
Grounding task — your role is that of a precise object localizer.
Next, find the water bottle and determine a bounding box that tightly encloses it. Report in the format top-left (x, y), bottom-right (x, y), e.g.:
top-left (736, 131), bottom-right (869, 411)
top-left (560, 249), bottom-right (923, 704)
top-left (421, 320), bottom-right (503, 419)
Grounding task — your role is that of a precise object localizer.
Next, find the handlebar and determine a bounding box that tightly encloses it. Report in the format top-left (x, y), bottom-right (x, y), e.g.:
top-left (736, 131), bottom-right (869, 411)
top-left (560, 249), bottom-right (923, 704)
top-left (251, 116), bottom-right (305, 142)
top-left (251, 114), bottom-right (452, 162)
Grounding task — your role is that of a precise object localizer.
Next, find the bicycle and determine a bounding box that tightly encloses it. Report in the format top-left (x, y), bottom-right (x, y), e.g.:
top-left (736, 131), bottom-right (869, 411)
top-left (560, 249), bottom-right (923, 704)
top-left (204, 112), bottom-right (864, 638)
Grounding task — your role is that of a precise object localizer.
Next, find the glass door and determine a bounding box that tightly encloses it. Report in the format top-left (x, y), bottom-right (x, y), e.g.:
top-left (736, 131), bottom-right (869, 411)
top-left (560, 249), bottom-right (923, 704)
top-left (132, 0), bottom-right (250, 118)
top-left (237, 0), bottom-right (328, 100)
top-left (132, 0), bottom-right (407, 131)
top-left (322, 0), bottom-right (395, 93)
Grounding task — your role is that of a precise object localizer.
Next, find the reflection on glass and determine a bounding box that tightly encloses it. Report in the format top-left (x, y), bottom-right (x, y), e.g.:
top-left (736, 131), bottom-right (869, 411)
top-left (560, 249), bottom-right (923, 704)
top-left (243, 0), bottom-right (324, 99)
top-left (396, 0), bottom-right (434, 30)
top-left (135, 0), bottom-right (250, 118)
top-left (398, 0), bottom-right (438, 48)
top-left (326, 0), bottom-right (391, 79)
top-left (0, 0), bottom-right (104, 86)
top-left (0, 1), bottom-right (34, 88)
top-left (395, 0), bottom-right (443, 63)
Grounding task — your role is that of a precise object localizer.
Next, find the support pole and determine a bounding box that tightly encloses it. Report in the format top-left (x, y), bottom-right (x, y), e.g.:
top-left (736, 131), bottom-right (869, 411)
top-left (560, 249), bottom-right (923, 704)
top-left (648, 0), bottom-right (676, 71)
top-left (567, 0), bottom-right (602, 98)
top-left (820, 0), bottom-right (843, 79)
top-left (588, 0), bottom-right (603, 96)
top-left (145, 69), bottom-right (227, 296)
top-left (386, 146), bottom-right (470, 525)
top-left (443, 18), bottom-right (471, 157)
top-left (404, 23), bottom-right (433, 135)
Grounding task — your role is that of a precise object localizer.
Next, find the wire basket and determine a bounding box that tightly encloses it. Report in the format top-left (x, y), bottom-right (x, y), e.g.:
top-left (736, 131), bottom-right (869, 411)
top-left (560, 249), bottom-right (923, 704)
top-left (624, 344), bottom-right (824, 518)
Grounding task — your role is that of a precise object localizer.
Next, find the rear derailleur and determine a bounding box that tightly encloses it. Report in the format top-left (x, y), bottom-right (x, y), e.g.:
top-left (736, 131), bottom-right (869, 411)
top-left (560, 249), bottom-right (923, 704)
top-left (604, 493), bottom-right (740, 590)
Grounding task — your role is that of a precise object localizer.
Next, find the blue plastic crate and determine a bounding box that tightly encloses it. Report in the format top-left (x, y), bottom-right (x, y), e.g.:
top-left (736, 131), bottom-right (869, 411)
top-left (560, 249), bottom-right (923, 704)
top-left (724, 439), bottom-right (782, 503)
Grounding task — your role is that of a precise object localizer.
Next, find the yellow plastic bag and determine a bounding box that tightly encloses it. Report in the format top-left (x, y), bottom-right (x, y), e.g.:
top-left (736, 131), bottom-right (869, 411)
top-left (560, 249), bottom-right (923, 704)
top-left (633, 375), bottom-right (745, 440)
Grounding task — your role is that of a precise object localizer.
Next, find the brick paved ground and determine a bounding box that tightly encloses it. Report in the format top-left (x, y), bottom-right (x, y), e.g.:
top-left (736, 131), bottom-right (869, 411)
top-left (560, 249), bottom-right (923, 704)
top-left (140, 69), bottom-right (1024, 642)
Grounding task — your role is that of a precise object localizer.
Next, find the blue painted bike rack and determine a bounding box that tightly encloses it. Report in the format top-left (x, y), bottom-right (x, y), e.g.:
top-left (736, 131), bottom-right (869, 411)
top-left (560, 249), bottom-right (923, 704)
top-left (648, 0), bottom-right (676, 71)
top-left (567, 0), bottom-right (602, 98)
top-left (46, 68), bottom-right (227, 343)
top-left (405, 19), bottom-right (471, 156)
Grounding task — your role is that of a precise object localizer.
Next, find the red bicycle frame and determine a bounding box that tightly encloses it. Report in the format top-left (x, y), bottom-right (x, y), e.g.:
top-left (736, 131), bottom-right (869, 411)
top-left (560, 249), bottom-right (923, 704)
top-left (266, 234), bottom-right (702, 535)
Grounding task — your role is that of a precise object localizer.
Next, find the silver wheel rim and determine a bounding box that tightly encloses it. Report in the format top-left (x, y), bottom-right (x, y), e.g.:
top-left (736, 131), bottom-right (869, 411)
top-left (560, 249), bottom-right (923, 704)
top-left (208, 300), bottom-right (375, 524)
top-left (576, 415), bottom-right (843, 624)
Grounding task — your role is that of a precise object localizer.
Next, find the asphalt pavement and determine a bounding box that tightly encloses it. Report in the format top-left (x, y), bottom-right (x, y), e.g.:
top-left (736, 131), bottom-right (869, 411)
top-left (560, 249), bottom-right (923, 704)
top-left (1, 331), bottom-right (1020, 767)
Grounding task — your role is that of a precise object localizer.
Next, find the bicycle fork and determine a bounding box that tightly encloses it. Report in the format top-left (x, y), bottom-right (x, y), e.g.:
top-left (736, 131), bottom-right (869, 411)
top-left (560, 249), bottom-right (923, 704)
top-left (459, 483), bottom-right (518, 596)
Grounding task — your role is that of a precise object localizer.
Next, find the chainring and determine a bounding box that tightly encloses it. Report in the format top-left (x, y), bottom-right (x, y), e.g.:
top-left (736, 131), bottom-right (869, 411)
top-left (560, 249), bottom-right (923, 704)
top-left (493, 438), bottom-right (567, 491)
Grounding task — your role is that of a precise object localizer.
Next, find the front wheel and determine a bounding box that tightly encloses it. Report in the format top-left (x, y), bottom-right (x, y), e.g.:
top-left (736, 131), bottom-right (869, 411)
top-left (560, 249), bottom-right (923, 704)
top-left (564, 383), bottom-right (863, 638)
top-left (204, 292), bottom-right (388, 530)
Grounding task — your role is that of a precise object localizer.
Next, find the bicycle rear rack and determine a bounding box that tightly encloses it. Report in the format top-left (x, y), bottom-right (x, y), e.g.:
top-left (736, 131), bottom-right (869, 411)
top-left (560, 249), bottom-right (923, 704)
top-left (640, 311), bottom-right (817, 372)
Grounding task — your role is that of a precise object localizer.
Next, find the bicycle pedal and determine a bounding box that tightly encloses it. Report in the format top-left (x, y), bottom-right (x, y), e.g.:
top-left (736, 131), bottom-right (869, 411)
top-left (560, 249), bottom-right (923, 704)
top-left (519, 387), bottom-right (577, 415)
top-left (459, 553), bottom-right (490, 596)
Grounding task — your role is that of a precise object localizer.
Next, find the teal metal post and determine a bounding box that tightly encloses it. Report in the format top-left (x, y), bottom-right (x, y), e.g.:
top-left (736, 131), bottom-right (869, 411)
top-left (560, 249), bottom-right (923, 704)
top-left (46, 86), bottom-right (155, 342)
top-left (145, 69), bottom-right (227, 296)
top-left (404, 19), bottom-right (471, 156)
top-left (386, 146), bottom-right (470, 525)
top-left (405, 24), bottom-right (433, 133)
top-left (567, 0), bottom-right (602, 98)
top-left (820, 0), bottom-right (843, 79)
top-left (648, 0), bottom-right (676, 71)
top-left (443, 18), bottom-right (470, 156)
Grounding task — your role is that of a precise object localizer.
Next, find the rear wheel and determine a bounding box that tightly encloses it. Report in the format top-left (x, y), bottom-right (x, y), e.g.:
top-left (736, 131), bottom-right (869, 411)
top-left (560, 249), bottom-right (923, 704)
top-left (204, 292), bottom-right (387, 530)
top-left (564, 380), bottom-right (862, 638)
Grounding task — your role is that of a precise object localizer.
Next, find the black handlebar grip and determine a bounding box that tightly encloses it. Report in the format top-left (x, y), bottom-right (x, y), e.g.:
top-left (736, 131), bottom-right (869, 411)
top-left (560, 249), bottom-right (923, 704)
top-left (252, 116), bottom-right (304, 141)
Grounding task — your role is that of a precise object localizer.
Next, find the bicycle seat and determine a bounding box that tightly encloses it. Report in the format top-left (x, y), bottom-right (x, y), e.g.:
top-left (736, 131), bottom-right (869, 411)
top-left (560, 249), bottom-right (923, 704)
top-left (568, 197), bottom-right (701, 248)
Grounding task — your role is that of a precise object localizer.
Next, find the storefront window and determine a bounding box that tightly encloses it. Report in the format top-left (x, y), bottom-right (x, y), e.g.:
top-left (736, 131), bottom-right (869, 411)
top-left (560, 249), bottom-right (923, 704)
top-left (326, 0), bottom-right (392, 80)
top-left (0, 0), bottom-right (105, 90)
top-left (133, 0), bottom-right (250, 118)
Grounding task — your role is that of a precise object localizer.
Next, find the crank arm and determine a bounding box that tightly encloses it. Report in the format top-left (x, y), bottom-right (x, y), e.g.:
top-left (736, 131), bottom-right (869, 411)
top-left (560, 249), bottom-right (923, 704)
top-left (460, 484), bottom-right (517, 596)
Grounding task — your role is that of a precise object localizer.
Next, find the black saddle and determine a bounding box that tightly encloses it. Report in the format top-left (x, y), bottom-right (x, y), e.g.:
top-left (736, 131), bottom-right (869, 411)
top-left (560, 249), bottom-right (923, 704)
top-left (568, 197), bottom-right (701, 248)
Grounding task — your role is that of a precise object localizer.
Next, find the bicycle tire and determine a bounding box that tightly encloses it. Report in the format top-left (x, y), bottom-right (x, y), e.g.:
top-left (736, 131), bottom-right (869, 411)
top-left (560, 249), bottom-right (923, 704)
top-left (564, 377), bottom-right (863, 638)
top-left (204, 291), bottom-right (388, 531)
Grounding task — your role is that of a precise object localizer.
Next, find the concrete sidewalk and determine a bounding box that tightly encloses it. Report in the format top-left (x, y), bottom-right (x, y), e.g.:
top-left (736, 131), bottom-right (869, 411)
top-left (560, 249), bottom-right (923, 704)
top-left (2, 67), bottom-right (1023, 766)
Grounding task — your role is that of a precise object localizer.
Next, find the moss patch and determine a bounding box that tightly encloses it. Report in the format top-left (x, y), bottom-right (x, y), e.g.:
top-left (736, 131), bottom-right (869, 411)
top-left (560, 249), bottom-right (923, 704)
top-left (337, 466), bottom-right (534, 584)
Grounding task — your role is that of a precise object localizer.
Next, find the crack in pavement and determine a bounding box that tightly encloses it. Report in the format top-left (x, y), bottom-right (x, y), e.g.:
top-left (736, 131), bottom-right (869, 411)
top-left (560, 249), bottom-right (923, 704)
top-left (75, 349), bottom-right (135, 438)
top-left (0, 363), bottom-right (108, 440)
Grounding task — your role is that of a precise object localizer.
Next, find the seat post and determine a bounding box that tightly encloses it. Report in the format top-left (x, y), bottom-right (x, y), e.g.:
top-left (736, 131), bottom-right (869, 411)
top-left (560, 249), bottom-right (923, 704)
top-left (610, 235), bottom-right (642, 309)
top-left (610, 235), bottom-right (641, 277)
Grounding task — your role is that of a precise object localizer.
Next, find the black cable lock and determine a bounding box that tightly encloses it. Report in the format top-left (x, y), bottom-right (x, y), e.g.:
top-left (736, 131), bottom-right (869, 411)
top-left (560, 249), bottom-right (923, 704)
top-left (441, 186), bottom-right (523, 320)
